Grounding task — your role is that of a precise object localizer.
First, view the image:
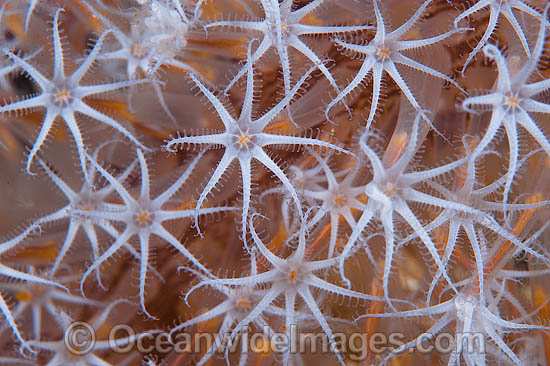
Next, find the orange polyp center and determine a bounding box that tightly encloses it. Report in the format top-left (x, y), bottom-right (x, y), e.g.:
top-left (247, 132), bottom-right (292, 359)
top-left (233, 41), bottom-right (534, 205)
top-left (55, 90), bottom-right (71, 104)
top-left (132, 44), bottom-right (146, 59)
top-left (289, 270), bottom-right (297, 281)
top-left (505, 96), bottom-right (520, 108)
top-left (237, 298), bottom-right (250, 309)
top-left (281, 23), bottom-right (289, 34)
top-left (383, 183), bottom-right (397, 197)
top-left (238, 133), bottom-right (250, 146)
top-left (137, 211), bottom-right (152, 225)
top-left (377, 48), bottom-right (390, 60)
top-left (333, 194), bottom-right (347, 207)
top-left (16, 291), bottom-right (32, 302)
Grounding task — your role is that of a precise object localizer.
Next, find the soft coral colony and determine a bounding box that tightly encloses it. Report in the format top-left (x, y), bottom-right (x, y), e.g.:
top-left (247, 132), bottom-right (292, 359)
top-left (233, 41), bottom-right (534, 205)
top-left (0, 0), bottom-right (549, 365)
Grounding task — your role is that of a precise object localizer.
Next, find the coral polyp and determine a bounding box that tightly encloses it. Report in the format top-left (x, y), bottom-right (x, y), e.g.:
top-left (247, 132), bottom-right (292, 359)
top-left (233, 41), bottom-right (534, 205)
top-left (0, 0), bottom-right (549, 365)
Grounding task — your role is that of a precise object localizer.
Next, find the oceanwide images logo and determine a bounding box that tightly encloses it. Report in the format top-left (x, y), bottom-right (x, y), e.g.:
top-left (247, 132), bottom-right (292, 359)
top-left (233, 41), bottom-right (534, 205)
top-left (63, 322), bottom-right (486, 361)
top-left (64, 322), bottom-right (96, 355)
